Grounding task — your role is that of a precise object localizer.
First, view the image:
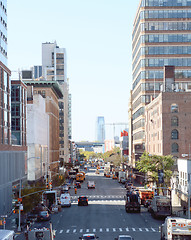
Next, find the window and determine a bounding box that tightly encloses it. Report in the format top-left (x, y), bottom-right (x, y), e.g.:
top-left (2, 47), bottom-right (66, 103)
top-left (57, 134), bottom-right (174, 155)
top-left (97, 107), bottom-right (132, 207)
top-left (172, 143), bottom-right (179, 153)
top-left (171, 104), bottom-right (179, 113)
top-left (171, 129), bottom-right (179, 139)
top-left (171, 116), bottom-right (179, 126)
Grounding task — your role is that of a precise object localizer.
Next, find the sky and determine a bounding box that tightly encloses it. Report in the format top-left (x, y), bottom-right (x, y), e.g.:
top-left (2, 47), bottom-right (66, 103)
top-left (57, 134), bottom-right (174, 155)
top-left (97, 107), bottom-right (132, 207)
top-left (8, 0), bottom-right (140, 141)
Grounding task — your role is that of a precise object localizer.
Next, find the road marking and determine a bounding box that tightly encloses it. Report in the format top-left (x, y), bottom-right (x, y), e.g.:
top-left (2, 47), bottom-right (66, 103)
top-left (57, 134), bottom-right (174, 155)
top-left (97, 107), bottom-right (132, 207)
top-left (73, 229), bottom-right (76, 233)
top-left (151, 228), bottom-right (156, 232)
top-left (80, 229), bottom-right (83, 233)
top-left (119, 228), bottom-right (122, 232)
top-left (93, 229), bottom-right (96, 232)
top-left (106, 228), bottom-right (109, 232)
top-left (145, 228), bottom-right (149, 232)
top-left (139, 228), bottom-right (142, 232)
top-left (126, 228), bottom-right (129, 232)
top-left (100, 228), bottom-right (103, 232)
top-left (66, 230), bottom-right (70, 233)
top-left (86, 229), bottom-right (89, 233)
top-left (113, 228), bottom-right (116, 232)
top-left (59, 230), bottom-right (63, 233)
top-left (132, 228), bottom-right (136, 231)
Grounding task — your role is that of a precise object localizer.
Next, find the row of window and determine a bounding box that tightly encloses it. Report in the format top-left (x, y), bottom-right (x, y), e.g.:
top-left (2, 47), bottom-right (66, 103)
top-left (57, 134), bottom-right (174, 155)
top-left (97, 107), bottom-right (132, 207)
top-left (142, 22), bottom-right (191, 32)
top-left (133, 70), bottom-right (191, 92)
top-left (143, 46), bottom-right (191, 56)
top-left (141, 0), bottom-right (191, 7)
top-left (141, 10), bottom-right (191, 19)
top-left (142, 34), bottom-right (191, 43)
top-left (141, 58), bottom-right (191, 67)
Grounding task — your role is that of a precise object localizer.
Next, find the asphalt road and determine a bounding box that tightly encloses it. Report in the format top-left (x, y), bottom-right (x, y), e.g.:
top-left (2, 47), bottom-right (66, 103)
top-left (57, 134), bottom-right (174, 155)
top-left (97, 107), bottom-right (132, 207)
top-left (16, 167), bottom-right (163, 240)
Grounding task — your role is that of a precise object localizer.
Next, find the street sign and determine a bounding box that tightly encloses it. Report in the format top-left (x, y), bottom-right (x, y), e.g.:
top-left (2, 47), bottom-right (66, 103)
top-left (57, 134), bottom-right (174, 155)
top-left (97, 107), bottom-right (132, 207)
top-left (0, 215), bottom-right (7, 218)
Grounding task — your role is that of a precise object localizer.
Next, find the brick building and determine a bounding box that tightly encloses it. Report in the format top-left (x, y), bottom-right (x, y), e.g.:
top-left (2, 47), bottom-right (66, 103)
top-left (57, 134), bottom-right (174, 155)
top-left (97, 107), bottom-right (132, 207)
top-left (145, 91), bottom-right (191, 159)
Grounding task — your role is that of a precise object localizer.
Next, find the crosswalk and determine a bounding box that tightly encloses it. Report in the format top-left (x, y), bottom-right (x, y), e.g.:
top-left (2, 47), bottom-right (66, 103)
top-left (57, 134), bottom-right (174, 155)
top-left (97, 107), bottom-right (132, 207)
top-left (71, 195), bottom-right (124, 199)
top-left (57, 227), bottom-right (159, 234)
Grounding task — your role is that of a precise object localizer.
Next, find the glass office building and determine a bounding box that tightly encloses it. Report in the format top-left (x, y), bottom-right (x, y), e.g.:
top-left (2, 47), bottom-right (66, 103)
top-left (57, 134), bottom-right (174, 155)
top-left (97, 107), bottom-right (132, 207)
top-left (131, 0), bottom-right (191, 159)
top-left (97, 117), bottom-right (105, 142)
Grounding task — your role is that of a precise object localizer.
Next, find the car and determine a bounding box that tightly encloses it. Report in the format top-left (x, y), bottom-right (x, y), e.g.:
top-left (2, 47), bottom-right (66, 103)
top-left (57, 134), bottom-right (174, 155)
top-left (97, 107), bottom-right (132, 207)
top-left (112, 175), bottom-right (118, 179)
top-left (37, 211), bottom-right (51, 222)
top-left (121, 178), bottom-right (127, 184)
top-left (115, 235), bottom-right (134, 240)
top-left (78, 196), bottom-right (88, 206)
top-left (75, 182), bottom-right (81, 188)
top-left (144, 199), bottom-right (152, 208)
top-left (87, 181), bottom-right (95, 189)
top-left (79, 233), bottom-right (99, 239)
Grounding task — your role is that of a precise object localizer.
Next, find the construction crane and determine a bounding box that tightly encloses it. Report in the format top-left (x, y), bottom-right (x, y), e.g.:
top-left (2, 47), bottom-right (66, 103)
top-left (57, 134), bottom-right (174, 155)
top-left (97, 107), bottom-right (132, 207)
top-left (105, 122), bottom-right (128, 141)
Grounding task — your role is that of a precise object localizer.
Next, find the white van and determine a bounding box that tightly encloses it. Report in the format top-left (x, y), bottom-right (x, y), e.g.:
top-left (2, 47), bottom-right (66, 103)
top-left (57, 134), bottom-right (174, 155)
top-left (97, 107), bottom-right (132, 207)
top-left (60, 193), bottom-right (71, 207)
top-left (0, 230), bottom-right (14, 240)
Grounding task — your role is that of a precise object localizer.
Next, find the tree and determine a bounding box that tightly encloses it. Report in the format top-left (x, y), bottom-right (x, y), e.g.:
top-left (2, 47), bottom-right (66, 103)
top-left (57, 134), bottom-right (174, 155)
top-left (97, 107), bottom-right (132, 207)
top-left (136, 152), bottom-right (174, 186)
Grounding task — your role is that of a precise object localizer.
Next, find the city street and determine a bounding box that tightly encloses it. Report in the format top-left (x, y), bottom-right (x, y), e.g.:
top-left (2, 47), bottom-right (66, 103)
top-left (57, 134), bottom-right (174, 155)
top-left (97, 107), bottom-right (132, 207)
top-left (16, 167), bottom-right (163, 240)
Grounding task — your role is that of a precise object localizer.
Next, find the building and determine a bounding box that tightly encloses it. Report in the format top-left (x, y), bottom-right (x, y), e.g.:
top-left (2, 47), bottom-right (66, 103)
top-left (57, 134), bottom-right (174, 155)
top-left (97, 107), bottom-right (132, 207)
top-left (42, 42), bottom-right (70, 164)
top-left (0, 1), bottom-right (27, 215)
top-left (145, 66), bottom-right (191, 159)
top-left (25, 81), bottom-right (63, 177)
top-left (76, 142), bottom-right (105, 153)
top-left (145, 90), bottom-right (191, 159)
top-left (96, 116), bottom-right (105, 142)
top-left (130, 0), bottom-right (191, 165)
top-left (26, 92), bottom-right (48, 182)
top-left (11, 80), bottom-right (27, 146)
top-left (42, 41), bottom-right (67, 83)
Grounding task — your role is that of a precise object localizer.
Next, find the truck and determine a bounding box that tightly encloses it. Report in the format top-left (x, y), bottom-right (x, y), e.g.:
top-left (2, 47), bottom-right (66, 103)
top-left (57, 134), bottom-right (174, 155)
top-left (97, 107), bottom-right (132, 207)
top-left (118, 171), bottom-right (126, 183)
top-left (104, 163), bottom-right (110, 176)
top-left (160, 217), bottom-right (191, 240)
top-left (25, 222), bottom-right (55, 240)
top-left (125, 191), bottom-right (141, 213)
top-left (138, 188), bottom-right (154, 205)
top-left (43, 190), bottom-right (58, 211)
top-left (149, 195), bottom-right (171, 218)
top-left (0, 230), bottom-right (14, 240)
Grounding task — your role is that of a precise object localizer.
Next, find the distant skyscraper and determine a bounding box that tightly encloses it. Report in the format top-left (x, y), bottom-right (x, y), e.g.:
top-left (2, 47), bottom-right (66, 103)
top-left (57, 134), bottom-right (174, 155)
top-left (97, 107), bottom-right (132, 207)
top-left (97, 117), bottom-right (105, 142)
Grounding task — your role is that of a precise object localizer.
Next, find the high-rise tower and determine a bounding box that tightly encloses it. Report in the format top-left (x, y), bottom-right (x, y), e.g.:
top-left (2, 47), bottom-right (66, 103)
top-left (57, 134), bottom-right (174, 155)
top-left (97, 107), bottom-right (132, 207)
top-left (42, 42), bottom-right (70, 164)
top-left (96, 117), bottom-right (105, 142)
top-left (130, 0), bottom-right (191, 164)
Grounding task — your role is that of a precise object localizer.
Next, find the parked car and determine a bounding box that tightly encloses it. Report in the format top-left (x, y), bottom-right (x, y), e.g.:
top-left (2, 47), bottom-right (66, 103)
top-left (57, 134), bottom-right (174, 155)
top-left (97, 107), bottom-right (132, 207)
top-left (79, 234), bottom-right (99, 239)
top-left (37, 211), bottom-right (51, 222)
top-left (78, 196), bottom-right (88, 206)
top-left (115, 235), bottom-right (134, 240)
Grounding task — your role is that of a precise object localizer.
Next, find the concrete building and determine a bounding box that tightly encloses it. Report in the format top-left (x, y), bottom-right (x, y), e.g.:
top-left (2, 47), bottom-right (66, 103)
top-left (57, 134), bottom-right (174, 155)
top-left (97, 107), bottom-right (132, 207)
top-left (42, 42), bottom-right (70, 164)
top-left (0, 1), bottom-right (27, 215)
top-left (130, 0), bottom-right (191, 165)
top-left (96, 116), bottom-right (105, 142)
top-left (27, 93), bottom-right (48, 182)
top-left (25, 81), bottom-right (63, 177)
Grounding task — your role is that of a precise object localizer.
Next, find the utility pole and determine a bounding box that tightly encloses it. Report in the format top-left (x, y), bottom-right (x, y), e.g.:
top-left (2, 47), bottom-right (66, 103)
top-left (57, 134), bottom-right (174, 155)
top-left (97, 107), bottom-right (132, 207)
top-left (18, 178), bottom-right (22, 232)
